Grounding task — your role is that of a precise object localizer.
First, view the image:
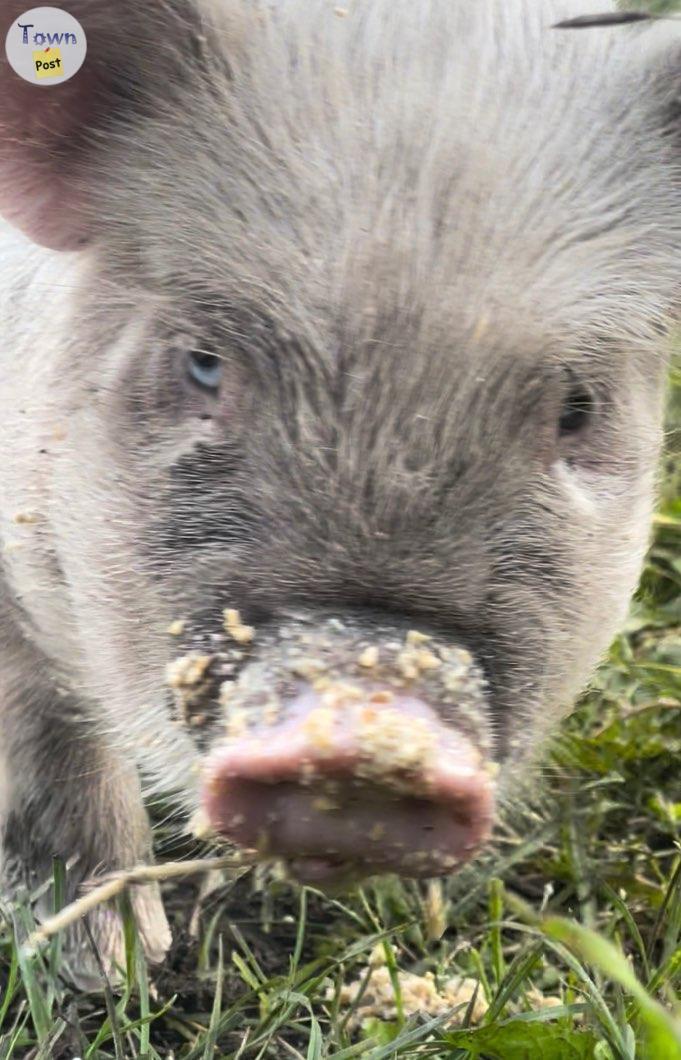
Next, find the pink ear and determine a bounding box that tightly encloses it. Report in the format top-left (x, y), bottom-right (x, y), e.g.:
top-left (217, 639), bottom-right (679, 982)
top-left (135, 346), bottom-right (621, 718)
top-left (0, 0), bottom-right (151, 251)
top-left (0, 60), bottom-right (103, 249)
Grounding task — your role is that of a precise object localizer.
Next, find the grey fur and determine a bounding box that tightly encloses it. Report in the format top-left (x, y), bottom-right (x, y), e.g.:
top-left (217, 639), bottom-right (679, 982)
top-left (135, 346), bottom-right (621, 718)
top-left (0, 0), bottom-right (679, 971)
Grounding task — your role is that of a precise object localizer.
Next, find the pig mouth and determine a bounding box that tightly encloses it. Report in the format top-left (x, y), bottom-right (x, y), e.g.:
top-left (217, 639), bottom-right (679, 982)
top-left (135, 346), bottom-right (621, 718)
top-left (202, 691), bottom-right (496, 884)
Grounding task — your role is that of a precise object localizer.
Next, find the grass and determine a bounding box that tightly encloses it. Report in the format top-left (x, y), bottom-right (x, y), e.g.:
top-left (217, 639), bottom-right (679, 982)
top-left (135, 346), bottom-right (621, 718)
top-left (0, 367), bottom-right (679, 1058)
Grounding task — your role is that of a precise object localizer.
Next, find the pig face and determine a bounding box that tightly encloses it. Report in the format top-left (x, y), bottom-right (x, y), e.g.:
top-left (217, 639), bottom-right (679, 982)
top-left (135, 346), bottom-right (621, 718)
top-left (0, 0), bottom-right (677, 886)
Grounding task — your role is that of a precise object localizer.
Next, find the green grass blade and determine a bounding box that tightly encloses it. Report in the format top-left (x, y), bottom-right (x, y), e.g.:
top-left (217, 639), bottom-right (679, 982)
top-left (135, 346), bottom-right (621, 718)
top-left (202, 935), bottom-right (225, 1060)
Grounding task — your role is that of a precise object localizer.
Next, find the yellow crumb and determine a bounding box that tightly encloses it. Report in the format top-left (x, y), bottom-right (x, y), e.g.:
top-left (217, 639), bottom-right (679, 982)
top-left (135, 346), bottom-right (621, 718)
top-left (166, 654), bottom-right (212, 689)
top-left (303, 706), bottom-right (337, 751)
top-left (320, 683), bottom-right (363, 710)
top-left (291, 657), bottom-right (327, 680)
top-left (416, 648), bottom-right (442, 670)
top-left (396, 650), bottom-right (419, 680)
top-left (368, 690), bottom-right (394, 704)
top-left (525, 986), bottom-right (564, 1011)
top-left (358, 645), bottom-right (380, 668)
top-left (353, 707), bottom-right (437, 791)
top-left (442, 670), bottom-right (464, 693)
top-left (225, 706), bottom-right (249, 739)
top-left (332, 966), bottom-right (487, 1029)
top-left (223, 608), bottom-right (255, 644)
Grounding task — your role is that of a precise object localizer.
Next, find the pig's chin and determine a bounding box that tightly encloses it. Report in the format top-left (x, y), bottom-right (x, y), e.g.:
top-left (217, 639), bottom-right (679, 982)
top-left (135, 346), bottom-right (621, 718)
top-left (202, 689), bottom-right (496, 884)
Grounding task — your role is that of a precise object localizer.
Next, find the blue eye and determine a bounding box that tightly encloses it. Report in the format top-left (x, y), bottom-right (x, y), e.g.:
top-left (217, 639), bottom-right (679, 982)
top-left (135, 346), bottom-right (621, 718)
top-left (188, 350), bottom-right (222, 392)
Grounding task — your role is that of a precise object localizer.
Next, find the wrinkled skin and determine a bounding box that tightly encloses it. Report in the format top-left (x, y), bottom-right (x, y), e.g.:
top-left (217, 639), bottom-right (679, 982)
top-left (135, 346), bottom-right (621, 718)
top-left (0, 0), bottom-right (678, 981)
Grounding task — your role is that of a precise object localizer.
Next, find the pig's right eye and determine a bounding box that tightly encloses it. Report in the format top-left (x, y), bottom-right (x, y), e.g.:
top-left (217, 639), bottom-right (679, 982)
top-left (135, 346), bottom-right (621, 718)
top-left (187, 350), bottom-right (223, 392)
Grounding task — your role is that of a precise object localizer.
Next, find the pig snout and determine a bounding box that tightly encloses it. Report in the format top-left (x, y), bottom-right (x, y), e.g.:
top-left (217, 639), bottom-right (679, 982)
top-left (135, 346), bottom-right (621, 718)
top-left (187, 617), bottom-right (497, 885)
top-left (203, 687), bottom-right (495, 884)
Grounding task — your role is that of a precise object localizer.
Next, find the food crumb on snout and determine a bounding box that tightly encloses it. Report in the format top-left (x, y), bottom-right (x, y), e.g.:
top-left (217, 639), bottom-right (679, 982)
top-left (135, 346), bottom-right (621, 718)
top-left (165, 606), bottom-right (259, 735)
top-left (165, 652), bottom-right (224, 732)
top-left (166, 653), bottom-right (212, 691)
top-left (223, 608), bottom-right (255, 645)
top-left (358, 645), bottom-right (379, 668)
top-left (171, 616), bottom-right (492, 755)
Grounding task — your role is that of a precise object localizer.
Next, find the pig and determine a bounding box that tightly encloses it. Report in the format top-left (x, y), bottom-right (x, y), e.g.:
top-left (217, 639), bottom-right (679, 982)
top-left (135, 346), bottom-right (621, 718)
top-left (0, 0), bottom-right (678, 982)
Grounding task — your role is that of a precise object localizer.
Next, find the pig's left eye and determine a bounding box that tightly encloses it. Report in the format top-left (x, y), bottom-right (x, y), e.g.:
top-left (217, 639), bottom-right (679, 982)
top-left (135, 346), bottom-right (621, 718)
top-left (187, 350), bottom-right (223, 392)
top-left (559, 382), bottom-right (594, 437)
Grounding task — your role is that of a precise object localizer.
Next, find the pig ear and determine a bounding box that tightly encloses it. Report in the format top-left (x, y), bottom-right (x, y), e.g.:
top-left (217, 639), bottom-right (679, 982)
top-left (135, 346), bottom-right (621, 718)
top-left (0, 66), bottom-right (100, 250)
top-left (0, 1), bottom-right (161, 251)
